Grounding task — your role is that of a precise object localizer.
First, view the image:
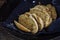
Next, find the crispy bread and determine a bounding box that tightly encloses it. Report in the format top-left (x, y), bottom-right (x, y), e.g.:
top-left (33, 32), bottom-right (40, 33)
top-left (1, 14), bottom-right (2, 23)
top-left (18, 13), bottom-right (38, 34)
top-left (14, 20), bottom-right (31, 32)
top-left (47, 4), bottom-right (57, 20)
top-left (30, 6), bottom-right (52, 27)
top-left (32, 13), bottom-right (44, 31)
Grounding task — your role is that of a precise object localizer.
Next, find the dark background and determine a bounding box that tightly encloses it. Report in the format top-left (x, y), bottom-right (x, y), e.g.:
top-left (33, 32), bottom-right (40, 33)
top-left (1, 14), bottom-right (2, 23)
top-left (0, 0), bottom-right (60, 40)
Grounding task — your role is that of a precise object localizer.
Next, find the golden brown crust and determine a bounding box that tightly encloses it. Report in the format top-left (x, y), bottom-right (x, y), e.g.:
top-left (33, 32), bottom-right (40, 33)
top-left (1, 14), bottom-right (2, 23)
top-left (18, 13), bottom-right (38, 34)
top-left (14, 4), bottom-right (57, 34)
top-left (32, 14), bottom-right (44, 31)
top-left (30, 6), bottom-right (52, 27)
top-left (51, 6), bottom-right (57, 20)
top-left (47, 4), bottom-right (57, 20)
top-left (14, 20), bottom-right (31, 32)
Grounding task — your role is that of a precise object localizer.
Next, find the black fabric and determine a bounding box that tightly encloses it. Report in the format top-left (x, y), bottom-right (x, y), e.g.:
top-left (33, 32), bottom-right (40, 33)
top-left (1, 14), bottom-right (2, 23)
top-left (0, 0), bottom-right (22, 21)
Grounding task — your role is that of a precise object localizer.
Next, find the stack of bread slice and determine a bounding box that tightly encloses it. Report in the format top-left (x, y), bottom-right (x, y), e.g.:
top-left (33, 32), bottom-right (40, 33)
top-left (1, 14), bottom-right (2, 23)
top-left (14, 4), bottom-right (57, 34)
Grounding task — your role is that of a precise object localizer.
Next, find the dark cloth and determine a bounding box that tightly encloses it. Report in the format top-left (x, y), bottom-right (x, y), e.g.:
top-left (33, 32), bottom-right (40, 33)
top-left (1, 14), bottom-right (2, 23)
top-left (0, 0), bottom-right (21, 21)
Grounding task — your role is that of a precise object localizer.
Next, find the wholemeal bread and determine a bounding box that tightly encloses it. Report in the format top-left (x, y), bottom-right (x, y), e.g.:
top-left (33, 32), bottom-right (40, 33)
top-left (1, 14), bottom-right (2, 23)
top-left (14, 4), bottom-right (57, 34)
top-left (18, 13), bottom-right (38, 34)
top-left (32, 13), bottom-right (44, 31)
top-left (30, 6), bottom-right (52, 27)
top-left (47, 4), bottom-right (57, 20)
top-left (14, 20), bottom-right (31, 32)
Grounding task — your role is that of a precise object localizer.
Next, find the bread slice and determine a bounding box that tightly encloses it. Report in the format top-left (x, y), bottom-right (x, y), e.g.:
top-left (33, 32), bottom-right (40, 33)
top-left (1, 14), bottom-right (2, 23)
top-left (47, 4), bottom-right (57, 20)
top-left (14, 20), bottom-right (31, 32)
top-left (43, 10), bottom-right (52, 27)
top-left (30, 7), bottom-right (52, 27)
top-left (18, 13), bottom-right (38, 34)
top-left (32, 13), bottom-right (44, 31)
top-left (51, 6), bottom-right (57, 20)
